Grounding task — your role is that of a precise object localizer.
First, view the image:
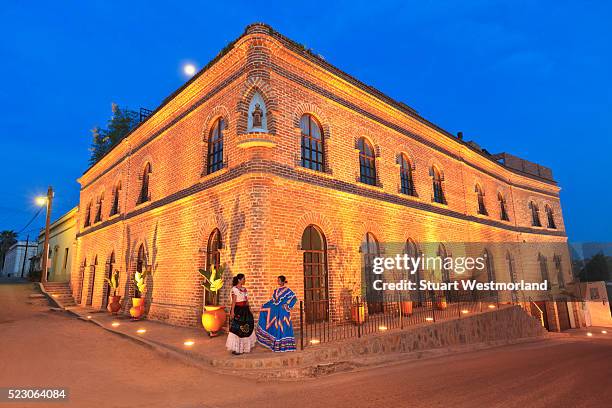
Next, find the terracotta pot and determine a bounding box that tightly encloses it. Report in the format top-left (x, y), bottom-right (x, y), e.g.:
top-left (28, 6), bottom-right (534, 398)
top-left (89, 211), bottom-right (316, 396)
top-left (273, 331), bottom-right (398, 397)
top-left (351, 304), bottom-right (366, 324)
top-left (436, 298), bottom-right (448, 310)
top-left (107, 295), bottom-right (122, 314)
top-left (400, 300), bottom-right (413, 316)
top-left (129, 297), bottom-right (145, 319)
top-left (202, 305), bottom-right (226, 336)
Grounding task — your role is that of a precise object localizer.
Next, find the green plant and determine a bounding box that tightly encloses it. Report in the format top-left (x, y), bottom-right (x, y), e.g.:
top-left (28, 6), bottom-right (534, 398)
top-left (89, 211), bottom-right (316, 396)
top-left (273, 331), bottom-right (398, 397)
top-left (133, 268), bottom-right (148, 298)
top-left (198, 264), bottom-right (225, 306)
top-left (104, 270), bottom-right (120, 296)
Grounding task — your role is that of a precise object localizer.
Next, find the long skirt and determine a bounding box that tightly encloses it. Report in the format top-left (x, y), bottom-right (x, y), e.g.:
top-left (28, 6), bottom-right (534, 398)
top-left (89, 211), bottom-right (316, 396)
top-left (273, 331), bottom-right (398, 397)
top-left (225, 304), bottom-right (256, 353)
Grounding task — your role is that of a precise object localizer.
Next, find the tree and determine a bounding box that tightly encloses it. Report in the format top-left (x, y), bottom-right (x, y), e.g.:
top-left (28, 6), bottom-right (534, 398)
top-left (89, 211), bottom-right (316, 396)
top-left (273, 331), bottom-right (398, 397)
top-left (0, 230), bottom-right (18, 271)
top-left (89, 103), bottom-right (139, 165)
top-left (579, 252), bottom-right (610, 282)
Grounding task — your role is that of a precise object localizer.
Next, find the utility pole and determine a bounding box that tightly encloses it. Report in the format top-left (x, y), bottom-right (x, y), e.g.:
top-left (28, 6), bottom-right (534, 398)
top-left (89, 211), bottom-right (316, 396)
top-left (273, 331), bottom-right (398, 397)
top-left (20, 234), bottom-right (29, 278)
top-left (40, 186), bottom-right (53, 284)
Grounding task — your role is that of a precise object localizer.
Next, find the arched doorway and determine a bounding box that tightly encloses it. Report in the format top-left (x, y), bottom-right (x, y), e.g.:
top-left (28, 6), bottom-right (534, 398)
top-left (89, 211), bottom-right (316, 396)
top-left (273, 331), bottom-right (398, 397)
top-left (205, 229), bottom-right (222, 305)
top-left (86, 256), bottom-right (97, 306)
top-left (101, 252), bottom-right (115, 310)
top-left (363, 232), bottom-right (383, 314)
top-left (135, 245), bottom-right (146, 298)
top-left (77, 258), bottom-right (86, 304)
top-left (302, 225), bottom-right (329, 323)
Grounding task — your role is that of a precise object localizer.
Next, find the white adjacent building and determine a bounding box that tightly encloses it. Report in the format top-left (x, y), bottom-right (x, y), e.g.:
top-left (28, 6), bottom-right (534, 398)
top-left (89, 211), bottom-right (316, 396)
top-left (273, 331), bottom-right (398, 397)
top-left (1, 241), bottom-right (37, 278)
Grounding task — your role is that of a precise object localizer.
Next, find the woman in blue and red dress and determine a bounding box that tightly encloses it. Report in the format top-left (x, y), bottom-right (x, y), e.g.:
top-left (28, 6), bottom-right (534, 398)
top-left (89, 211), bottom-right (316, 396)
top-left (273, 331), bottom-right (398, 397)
top-left (256, 275), bottom-right (298, 352)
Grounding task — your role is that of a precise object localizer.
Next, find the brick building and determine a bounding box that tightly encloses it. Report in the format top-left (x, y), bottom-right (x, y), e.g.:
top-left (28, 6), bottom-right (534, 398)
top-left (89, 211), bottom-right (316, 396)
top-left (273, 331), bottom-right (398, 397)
top-left (73, 23), bottom-right (576, 330)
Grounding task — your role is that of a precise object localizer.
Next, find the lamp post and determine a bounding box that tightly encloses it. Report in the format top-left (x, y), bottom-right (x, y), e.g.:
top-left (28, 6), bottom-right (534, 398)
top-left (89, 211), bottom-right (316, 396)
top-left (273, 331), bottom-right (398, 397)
top-left (38, 186), bottom-right (53, 284)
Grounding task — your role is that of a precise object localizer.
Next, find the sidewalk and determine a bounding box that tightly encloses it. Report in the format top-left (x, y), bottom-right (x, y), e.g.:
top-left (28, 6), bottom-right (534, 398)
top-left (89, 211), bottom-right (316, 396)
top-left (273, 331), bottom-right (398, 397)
top-left (37, 284), bottom-right (552, 379)
top-left (55, 303), bottom-right (551, 380)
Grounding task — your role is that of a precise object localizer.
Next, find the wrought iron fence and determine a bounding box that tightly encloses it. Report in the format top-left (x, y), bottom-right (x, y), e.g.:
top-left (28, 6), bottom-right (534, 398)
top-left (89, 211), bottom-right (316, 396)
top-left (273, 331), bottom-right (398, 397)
top-left (297, 289), bottom-right (502, 349)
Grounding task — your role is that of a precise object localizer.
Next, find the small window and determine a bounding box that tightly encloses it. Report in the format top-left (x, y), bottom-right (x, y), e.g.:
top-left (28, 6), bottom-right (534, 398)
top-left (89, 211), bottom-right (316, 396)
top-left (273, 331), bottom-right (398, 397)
top-left (84, 202), bottom-right (92, 227)
top-left (94, 193), bottom-right (104, 223)
top-left (358, 138), bottom-right (377, 185)
top-left (530, 201), bottom-right (541, 227)
top-left (138, 163), bottom-right (152, 204)
top-left (300, 114), bottom-right (324, 171)
top-left (110, 182), bottom-right (121, 216)
top-left (545, 205), bottom-right (556, 229)
top-left (589, 287), bottom-right (599, 300)
top-left (554, 255), bottom-right (564, 288)
top-left (62, 248), bottom-right (69, 270)
top-left (432, 166), bottom-right (445, 204)
top-left (476, 185), bottom-right (487, 215)
top-left (498, 193), bottom-right (509, 221)
top-left (399, 154), bottom-right (416, 196)
top-left (207, 118), bottom-right (225, 174)
top-left (538, 254), bottom-right (549, 283)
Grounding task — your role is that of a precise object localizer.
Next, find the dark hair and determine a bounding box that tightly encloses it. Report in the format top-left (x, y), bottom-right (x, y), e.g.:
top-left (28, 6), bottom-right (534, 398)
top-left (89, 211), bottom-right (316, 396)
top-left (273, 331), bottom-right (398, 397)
top-left (278, 275), bottom-right (287, 284)
top-left (232, 273), bottom-right (245, 286)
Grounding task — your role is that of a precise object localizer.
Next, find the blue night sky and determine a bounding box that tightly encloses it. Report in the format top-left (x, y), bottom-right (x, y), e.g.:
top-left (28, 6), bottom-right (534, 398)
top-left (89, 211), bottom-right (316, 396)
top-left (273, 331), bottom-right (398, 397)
top-left (0, 1), bottom-right (610, 242)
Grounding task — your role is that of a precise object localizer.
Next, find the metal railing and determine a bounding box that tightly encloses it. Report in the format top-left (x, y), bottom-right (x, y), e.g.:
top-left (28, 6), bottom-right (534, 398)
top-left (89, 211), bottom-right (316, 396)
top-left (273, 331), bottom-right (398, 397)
top-left (298, 289), bottom-right (502, 349)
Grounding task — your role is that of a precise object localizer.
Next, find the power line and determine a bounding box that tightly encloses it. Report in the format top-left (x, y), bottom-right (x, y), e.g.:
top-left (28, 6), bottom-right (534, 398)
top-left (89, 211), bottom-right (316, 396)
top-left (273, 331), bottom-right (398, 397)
top-left (17, 207), bottom-right (43, 234)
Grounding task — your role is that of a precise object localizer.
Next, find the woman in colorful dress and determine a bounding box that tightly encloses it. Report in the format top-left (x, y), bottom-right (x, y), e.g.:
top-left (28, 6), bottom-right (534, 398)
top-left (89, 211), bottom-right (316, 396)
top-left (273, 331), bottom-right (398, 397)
top-left (226, 274), bottom-right (257, 355)
top-left (256, 275), bottom-right (298, 352)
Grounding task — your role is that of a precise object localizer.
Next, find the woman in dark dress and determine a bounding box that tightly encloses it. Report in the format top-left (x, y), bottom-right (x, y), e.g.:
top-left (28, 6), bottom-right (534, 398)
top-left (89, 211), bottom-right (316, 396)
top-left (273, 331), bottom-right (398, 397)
top-left (226, 274), bottom-right (256, 355)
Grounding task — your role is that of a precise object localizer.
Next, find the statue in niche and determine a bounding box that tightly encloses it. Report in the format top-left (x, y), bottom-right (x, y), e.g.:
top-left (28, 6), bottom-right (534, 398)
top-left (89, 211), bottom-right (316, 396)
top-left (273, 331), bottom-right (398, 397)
top-left (252, 103), bottom-right (263, 128)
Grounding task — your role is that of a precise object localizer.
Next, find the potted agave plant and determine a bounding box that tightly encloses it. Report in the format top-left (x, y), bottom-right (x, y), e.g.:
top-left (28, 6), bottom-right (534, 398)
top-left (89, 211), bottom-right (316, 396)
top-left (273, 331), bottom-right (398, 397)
top-left (199, 264), bottom-right (226, 336)
top-left (130, 268), bottom-right (149, 319)
top-left (105, 270), bottom-right (121, 314)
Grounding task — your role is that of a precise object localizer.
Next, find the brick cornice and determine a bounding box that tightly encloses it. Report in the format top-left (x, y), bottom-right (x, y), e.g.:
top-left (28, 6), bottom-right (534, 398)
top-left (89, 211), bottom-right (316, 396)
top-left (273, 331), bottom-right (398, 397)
top-left (77, 161), bottom-right (566, 240)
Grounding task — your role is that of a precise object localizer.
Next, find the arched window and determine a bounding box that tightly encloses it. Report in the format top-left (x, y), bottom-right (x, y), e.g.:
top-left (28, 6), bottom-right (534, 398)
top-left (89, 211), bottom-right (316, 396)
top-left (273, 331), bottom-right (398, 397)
top-left (84, 201), bottom-right (92, 227)
top-left (405, 238), bottom-right (422, 303)
top-left (538, 253), bottom-right (549, 283)
top-left (86, 256), bottom-right (97, 306)
top-left (205, 229), bottom-right (223, 305)
top-left (94, 193), bottom-right (104, 223)
top-left (506, 252), bottom-right (518, 302)
top-left (138, 163), bottom-right (152, 204)
top-left (302, 225), bottom-right (328, 322)
top-left (554, 255), bottom-right (564, 288)
top-left (358, 138), bottom-right (377, 186)
top-left (300, 114), bottom-right (324, 171)
top-left (475, 185), bottom-right (487, 215)
top-left (399, 154), bottom-right (415, 196)
top-left (437, 244), bottom-right (451, 283)
top-left (498, 192), bottom-right (509, 221)
top-left (530, 201), bottom-right (541, 227)
top-left (545, 205), bottom-right (556, 229)
top-left (431, 166), bottom-right (445, 204)
top-left (363, 232), bottom-right (382, 313)
top-left (207, 118), bottom-right (225, 174)
top-left (102, 251), bottom-right (115, 310)
top-left (110, 182), bottom-right (121, 216)
top-left (483, 249), bottom-right (495, 281)
top-left (135, 245), bottom-right (146, 297)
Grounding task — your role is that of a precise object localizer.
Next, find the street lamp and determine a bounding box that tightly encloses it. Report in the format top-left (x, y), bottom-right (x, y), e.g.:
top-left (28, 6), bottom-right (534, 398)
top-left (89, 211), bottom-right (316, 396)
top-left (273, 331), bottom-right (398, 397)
top-left (36, 186), bottom-right (53, 284)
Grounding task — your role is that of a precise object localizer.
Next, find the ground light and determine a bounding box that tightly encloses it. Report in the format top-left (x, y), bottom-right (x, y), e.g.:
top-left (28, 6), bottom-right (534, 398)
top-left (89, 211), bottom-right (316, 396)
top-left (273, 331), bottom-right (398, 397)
top-left (425, 317), bottom-right (434, 322)
top-left (136, 329), bottom-right (146, 334)
top-left (183, 340), bottom-right (195, 347)
top-left (111, 322), bottom-right (120, 327)
top-left (379, 325), bottom-right (388, 331)
top-left (309, 339), bottom-right (320, 345)
top-left (86, 315), bottom-right (92, 319)
top-left (602, 330), bottom-right (608, 334)
top-left (488, 304), bottom-right (496, 309)
top-left (587, 332), bottom-right (593, 337)
top-left (461, 309), bottom-right (469, 314)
